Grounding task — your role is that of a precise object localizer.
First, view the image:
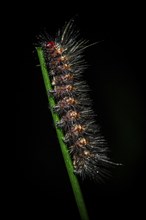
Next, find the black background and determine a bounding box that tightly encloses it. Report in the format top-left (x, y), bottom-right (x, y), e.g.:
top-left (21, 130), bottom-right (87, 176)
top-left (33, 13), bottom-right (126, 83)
top-left (16, 2), bottom-right (145, 220)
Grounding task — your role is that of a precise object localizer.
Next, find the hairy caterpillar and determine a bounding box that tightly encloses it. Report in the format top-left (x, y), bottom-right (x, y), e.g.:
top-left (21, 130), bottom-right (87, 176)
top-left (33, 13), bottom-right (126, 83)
top-left (37, 19), bottom-right (121, 180)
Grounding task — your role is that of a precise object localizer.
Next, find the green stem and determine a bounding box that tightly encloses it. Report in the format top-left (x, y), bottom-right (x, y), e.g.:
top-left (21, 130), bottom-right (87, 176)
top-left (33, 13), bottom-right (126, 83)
top-left (36, 47), bottom-right (90, 220)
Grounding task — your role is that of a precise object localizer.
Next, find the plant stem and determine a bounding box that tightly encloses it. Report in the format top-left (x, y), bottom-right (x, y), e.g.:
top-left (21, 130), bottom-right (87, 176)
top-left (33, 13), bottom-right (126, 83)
top-left (36, 47), bottom-right (90, 220)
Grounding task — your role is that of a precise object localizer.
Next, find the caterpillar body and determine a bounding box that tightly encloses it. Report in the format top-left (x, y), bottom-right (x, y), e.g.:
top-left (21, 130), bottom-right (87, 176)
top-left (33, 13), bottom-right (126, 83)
top-left (38, 19), bottom-right (121, 180)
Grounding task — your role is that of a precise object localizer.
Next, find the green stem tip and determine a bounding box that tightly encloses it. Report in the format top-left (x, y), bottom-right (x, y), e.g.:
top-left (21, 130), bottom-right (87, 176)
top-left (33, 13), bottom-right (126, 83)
top-left (36, 47), bottom-right (90, 220)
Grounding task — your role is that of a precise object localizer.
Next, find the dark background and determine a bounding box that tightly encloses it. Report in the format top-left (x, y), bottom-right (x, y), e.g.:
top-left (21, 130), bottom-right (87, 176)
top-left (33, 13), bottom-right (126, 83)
top-left (16, 2), bottom-right (145, 220)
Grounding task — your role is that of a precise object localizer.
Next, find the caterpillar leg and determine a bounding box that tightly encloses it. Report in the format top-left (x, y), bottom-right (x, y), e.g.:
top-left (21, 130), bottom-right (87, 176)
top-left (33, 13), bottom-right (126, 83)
top-left (56, 121), bottom-right (65, 128)
top-left (48, 89), bottom-right (55, 97)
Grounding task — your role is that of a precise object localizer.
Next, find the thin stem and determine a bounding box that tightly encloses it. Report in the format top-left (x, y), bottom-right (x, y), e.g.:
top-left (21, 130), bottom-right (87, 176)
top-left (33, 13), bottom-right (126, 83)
top-left (36, 47), bottom-right (90, 220)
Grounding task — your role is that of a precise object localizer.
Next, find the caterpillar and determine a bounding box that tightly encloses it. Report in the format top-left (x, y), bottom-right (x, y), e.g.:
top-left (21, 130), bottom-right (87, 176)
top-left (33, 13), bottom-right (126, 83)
top-left (38, 19), bottom-right (121, 181)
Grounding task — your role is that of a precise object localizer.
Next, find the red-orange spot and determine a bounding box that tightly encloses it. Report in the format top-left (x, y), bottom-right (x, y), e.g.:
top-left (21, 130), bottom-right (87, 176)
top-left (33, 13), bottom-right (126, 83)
top-left (46, 41), bottom-right (55, 48)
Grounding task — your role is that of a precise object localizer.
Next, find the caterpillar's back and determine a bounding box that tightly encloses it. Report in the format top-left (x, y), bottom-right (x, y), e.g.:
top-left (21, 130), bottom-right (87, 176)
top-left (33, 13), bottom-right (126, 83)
top-left (38, 19), bottom-right (121, 181)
